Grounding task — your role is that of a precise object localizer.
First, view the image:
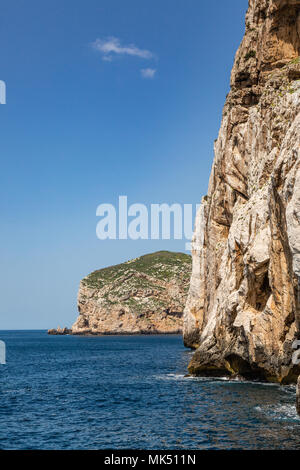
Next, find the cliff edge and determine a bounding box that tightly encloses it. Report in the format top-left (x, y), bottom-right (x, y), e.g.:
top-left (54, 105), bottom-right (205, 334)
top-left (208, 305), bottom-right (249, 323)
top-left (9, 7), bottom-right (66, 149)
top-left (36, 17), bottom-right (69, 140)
top-left (71, 251), bottom-right (191, 335)
top-left (184, 0), bottom-right (300, 383)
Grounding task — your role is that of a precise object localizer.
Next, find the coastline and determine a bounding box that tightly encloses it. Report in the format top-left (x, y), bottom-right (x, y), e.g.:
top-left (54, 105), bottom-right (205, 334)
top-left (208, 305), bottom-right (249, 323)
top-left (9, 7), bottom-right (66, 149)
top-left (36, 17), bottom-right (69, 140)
top-left (48, 328), bottom-right (182, 336)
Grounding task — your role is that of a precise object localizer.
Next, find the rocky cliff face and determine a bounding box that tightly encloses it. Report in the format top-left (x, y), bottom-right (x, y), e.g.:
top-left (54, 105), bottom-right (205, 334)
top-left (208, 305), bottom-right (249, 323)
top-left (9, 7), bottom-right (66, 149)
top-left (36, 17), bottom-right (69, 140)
top-left (184, 0), bottom-right (300, 383)
top-left (72, 251), bottom-right (191, 335)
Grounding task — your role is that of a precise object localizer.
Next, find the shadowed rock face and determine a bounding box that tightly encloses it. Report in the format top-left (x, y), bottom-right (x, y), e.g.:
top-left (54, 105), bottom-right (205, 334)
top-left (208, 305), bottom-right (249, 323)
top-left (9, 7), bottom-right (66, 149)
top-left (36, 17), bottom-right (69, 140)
top-left (184, 0), bottom-right (300, 383)
top-left (72, 251), bottom-right (192, 335)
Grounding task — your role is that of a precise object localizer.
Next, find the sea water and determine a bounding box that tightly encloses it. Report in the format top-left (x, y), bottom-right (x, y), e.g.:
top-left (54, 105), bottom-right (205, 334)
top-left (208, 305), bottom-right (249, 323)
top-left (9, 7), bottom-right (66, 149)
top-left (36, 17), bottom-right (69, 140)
top-left (0, 331), bottom-right (299, 450)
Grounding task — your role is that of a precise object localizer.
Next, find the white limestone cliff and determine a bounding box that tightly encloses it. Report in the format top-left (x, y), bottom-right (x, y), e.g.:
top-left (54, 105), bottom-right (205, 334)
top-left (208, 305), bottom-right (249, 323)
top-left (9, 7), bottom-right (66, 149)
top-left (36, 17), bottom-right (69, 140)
top-left (184, 0), bottom-right (300, 383)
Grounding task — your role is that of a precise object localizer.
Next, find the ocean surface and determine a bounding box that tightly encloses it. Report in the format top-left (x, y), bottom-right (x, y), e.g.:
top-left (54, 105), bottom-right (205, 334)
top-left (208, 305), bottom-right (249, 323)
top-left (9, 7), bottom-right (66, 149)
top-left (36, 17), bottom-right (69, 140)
top-left (0, 330), bottom-right (300, 450)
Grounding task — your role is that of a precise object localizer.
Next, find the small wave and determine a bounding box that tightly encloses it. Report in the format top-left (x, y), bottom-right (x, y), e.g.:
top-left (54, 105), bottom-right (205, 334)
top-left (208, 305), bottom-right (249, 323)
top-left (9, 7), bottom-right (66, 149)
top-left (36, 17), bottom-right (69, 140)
top-left (281, 385), bottom-right (297, 396)
top-left (153, 373), bottom-right (206, 381)
top-left (153, 374), bottom-right (284, 385)
top-left (154, 373), bottom-right (187, 381)
top-left (154, 373), bottom-right (238, 383)
top-left (255, 404), bottom-right (300, 422)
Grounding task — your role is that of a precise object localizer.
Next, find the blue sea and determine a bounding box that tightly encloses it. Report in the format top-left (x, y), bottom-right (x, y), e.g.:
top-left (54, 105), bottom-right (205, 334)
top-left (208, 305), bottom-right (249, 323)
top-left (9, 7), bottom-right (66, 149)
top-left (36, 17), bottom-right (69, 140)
top-left (0, 330), bottom-right (300, 450)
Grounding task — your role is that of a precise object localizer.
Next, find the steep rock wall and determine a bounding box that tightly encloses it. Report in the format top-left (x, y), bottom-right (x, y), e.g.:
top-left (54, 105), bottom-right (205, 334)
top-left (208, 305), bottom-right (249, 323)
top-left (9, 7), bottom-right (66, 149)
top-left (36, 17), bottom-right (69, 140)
top-left (72, 251), bottom-right (191, 335)
top-left (184, 0), bottom-right (300, 383)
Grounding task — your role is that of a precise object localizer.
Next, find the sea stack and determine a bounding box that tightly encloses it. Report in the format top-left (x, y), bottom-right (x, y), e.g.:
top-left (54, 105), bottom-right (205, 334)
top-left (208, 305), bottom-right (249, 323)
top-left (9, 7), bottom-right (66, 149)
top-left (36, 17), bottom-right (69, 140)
top-left (71, 251), bottom-right (191, 335)
top-left (184, 0), bottom-right (300, 383)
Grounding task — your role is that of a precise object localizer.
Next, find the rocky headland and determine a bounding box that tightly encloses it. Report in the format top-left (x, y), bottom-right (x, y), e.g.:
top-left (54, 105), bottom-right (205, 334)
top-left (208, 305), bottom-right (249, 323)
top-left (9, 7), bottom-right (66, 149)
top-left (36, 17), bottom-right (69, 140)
top-left (49, 251), bottom-right (191, 336)
top-left (184, 0), bottom-right (300, 384)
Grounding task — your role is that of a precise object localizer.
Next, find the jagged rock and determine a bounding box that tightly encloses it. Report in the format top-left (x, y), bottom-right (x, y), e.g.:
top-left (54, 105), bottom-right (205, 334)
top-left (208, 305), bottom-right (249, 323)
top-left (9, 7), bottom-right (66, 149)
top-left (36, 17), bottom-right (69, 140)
top-left (48, 327), bottom-right (72, 335)
top-left (184, 0), bottom-right (300, 384)
top-left (71, 251), bottom-right (191, 335)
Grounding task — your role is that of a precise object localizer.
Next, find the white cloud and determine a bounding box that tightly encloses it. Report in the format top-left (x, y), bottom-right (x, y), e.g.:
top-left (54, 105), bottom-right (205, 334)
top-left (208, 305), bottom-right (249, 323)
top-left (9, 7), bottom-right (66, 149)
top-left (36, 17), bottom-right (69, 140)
top-left (140, 68), bottom-right (156, 79)
top-left (92, 37), bottom-right (154, 61)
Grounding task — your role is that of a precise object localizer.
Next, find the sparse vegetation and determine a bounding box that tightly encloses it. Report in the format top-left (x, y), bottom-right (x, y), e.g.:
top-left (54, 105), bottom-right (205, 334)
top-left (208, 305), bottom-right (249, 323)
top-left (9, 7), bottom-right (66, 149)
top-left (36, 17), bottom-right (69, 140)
top-left (83, 251), bottom-right (192, 288)
top-left (244, 50), bottom-right (256, 61)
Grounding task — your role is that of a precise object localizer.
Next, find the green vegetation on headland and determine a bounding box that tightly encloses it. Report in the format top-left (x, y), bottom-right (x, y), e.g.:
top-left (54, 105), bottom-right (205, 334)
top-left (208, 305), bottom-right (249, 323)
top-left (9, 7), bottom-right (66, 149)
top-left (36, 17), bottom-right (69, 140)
top-left (83, 251), bottom-right (192, 289)
top-left (49, 251), bottom-right (192, 335)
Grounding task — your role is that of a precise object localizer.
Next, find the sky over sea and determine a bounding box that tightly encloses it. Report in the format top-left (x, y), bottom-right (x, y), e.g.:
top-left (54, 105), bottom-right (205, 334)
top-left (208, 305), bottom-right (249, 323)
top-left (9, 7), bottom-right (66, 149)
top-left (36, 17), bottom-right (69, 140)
top-left (1, 0), bottom-right (248, 329)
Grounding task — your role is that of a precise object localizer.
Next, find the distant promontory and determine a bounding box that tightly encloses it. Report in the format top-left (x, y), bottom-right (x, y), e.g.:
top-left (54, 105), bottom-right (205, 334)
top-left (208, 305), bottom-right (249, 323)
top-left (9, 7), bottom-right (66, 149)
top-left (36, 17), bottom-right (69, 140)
top-left (48, 251), bottom-right (192, 336)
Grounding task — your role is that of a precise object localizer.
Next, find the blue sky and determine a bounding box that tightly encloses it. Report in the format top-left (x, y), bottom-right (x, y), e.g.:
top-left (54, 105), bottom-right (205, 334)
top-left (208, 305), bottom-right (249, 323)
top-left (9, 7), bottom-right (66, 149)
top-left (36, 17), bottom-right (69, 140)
top-left (0, 0), bottom-right (248, 329)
